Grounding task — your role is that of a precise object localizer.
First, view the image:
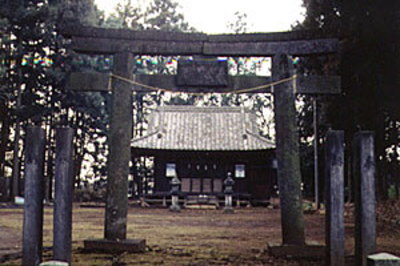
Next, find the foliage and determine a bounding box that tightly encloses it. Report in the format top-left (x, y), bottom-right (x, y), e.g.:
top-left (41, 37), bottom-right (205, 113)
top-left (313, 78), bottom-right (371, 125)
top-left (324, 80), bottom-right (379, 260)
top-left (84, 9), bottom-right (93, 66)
top-left (0, 0), bottom-right (106, 199)
top-left (226, 11), bottom-right (248, 34)
top-left (298, 0), bottom-right (400, 199)
top-left (144, 0), bottom-right (194, 32)
top-left (104, 0), bottom-right (142, 29)
top-left (0, 0), bottom-right (278, 200)
top-left (0, 1), bottom-right (68, 199)
top-left (103, 0), bottom-right (194, 32)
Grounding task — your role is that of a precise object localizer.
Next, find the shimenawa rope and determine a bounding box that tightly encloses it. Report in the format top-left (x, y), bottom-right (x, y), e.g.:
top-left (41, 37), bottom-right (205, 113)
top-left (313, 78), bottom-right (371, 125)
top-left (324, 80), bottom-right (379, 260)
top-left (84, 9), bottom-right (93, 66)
top-left (108, 73), bottom-right (297, 94)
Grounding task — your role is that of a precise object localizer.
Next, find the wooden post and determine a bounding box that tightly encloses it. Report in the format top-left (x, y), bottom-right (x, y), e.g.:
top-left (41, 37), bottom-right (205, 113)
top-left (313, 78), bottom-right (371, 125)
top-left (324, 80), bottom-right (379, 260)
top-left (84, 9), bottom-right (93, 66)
top-left (104, 51), bottom-right (133, 240)
top-left (313, 98), bottom-right (320, 209)
top-left (325, 130), bottom-right (345, 266)
top-left (353, 131), bottom-right (376, 266)
top-left (272, 54), bottom-right (305, 245)
top-left (53, 127), bottom-right (74, 263)
top-left (347, 153), bottom-right (353, 203)
top-left (22, 126), bottom-right (45, 266)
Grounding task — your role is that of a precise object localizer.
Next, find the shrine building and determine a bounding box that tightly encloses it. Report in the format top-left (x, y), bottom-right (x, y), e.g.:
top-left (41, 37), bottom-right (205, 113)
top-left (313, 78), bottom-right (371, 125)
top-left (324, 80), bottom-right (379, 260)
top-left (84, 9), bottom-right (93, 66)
top-left (131, 105), bottom-right (276, 204)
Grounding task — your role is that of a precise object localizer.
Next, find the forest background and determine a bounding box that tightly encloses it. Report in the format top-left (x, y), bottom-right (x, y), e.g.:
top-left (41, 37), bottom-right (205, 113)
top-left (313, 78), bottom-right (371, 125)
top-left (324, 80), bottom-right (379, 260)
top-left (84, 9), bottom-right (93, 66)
top-left (0, 0), bottom-right (399, 202)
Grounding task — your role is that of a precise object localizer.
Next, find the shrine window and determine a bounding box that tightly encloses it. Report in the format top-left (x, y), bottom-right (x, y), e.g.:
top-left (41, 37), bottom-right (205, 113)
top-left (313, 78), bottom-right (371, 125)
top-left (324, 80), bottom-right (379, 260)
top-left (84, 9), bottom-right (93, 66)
top-left (235, 164), bottom-right (246, 178)
top-left (165, 163), bottom-right (176, 177)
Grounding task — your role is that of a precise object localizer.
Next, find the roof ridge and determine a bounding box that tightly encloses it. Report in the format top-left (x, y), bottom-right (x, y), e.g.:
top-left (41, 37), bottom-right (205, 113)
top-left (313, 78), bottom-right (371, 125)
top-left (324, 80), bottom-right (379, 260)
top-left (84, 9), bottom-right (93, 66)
top-left (158, 105), bottom-right (251, 113)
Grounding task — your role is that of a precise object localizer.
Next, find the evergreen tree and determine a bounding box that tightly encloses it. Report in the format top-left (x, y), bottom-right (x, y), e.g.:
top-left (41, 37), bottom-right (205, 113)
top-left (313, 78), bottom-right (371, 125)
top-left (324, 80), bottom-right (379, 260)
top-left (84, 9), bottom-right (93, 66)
top-left (144, 0), bottom-right (194, 32)
top-left (299, 0), bottom-right (400, 199)
top-left (0, 0), bottom-right (104, 200)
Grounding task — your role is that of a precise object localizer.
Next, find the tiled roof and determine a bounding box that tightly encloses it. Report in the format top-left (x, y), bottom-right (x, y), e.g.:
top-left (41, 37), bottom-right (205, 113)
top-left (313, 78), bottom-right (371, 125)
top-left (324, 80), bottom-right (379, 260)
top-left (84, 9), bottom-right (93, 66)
top-left (131, 106), bottom-right (275, 151)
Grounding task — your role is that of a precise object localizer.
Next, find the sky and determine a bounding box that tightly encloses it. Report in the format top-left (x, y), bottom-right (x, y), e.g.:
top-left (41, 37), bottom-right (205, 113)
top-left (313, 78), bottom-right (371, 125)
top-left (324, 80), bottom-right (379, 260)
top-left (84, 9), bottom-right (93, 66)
top-left (94, 0), bottom-right (306, 34)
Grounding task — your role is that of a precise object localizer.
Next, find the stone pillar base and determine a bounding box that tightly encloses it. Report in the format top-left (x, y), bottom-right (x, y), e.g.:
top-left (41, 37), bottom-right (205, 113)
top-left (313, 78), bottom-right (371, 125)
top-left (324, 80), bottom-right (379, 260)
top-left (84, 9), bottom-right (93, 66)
top-left (84, 238), bottom-right (146, 253)
top-left (223, 207), bottom-right (234, 214)
top-left (39, 261), bottom-right (68, 266)
top-left (367, 253), bottom-right (400, 266)
top-left (169, 204), bottom-right (181, 212)
top-left (268, 242), bottom-right (325, 259)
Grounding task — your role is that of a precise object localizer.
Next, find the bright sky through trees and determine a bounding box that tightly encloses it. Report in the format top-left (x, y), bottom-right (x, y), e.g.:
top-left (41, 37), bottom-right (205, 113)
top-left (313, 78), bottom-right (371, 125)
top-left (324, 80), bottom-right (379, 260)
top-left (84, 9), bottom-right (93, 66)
top-left (94, 0), bottom-right (305, 33)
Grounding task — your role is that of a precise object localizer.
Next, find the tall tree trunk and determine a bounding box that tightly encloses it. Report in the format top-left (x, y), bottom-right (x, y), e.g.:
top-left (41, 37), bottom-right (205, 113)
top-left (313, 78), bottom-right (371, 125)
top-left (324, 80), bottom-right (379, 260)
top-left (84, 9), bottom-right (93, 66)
top-left (0, 117), bottom-right (10, 201)
top-left (11, 55), bottom-right (23, 199)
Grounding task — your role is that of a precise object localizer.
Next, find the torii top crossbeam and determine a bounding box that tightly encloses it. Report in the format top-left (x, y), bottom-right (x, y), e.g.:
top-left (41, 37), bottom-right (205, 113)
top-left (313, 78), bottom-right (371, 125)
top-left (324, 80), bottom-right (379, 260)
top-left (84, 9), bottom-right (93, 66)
top-left (61, 24), bottom-right (339, 56)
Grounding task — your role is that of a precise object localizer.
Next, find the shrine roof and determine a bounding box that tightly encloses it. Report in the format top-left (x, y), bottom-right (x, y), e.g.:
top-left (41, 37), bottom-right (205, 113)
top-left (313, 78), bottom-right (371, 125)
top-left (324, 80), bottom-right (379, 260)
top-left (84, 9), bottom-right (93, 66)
top-left (131, 105), bottom-right (274, 151)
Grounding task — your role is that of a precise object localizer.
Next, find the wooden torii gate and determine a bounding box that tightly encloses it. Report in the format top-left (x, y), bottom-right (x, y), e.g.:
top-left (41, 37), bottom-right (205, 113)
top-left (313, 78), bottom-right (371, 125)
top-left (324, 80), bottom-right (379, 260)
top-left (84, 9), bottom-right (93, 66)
top-left (62, 25), bottom-right (340, 253)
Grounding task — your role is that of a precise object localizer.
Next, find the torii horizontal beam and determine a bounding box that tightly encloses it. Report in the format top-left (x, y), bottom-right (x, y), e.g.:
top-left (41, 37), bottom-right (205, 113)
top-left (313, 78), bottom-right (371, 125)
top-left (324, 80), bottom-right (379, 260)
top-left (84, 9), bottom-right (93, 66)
top-left (61, 24), bottom-right (336, 42)
top-left (67, 72), bottom-right (341, 95)
top-left (61, 25), bottom-right (339, 56)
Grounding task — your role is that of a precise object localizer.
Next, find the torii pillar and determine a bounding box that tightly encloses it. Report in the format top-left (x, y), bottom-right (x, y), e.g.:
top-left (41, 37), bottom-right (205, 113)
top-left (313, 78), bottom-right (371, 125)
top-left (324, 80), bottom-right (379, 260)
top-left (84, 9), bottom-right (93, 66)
top-left (84, 51), bottom-right (145, 252)
top-left (272, 54), bottom-right (305, 245)
top-left (105, 51), bottom-right (133, 240)
top-left (268, 54), bottom-right (329, 258)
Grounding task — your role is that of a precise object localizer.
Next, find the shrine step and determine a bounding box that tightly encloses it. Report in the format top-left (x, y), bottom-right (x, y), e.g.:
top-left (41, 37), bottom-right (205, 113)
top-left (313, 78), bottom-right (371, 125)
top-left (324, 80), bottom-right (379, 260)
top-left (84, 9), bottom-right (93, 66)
top-left (184, 195), bottom-right (220, 209)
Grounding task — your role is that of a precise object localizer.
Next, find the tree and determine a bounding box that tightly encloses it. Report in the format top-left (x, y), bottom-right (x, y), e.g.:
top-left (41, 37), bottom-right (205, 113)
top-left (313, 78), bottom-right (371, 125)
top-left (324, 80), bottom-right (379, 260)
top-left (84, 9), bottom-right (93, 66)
top-left (59, 0), bottom-right (198, 197)
top-left (104, 0), bottom-right (142, 29)
top-left (0, 0), bottom-right (104, 200)
top-left (226, 11), bottom-right (248, 34)
top-left (144, 0), bottom-right (194, 32)
top-left (298, 0), bottom-right (400, 199)
top-left (0, 0), bottom-right (60, 199)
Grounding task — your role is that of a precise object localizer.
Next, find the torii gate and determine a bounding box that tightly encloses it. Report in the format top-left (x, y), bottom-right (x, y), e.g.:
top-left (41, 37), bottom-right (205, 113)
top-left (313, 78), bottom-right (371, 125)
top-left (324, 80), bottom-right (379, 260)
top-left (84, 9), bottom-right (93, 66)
top-left (63, 25), bottom-right (340, 253)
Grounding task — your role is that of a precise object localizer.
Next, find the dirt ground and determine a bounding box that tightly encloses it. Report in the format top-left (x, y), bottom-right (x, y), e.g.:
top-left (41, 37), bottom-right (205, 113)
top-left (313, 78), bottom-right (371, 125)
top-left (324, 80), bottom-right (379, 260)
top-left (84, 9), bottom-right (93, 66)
top-left (0, 202), bottom-right (399, 265)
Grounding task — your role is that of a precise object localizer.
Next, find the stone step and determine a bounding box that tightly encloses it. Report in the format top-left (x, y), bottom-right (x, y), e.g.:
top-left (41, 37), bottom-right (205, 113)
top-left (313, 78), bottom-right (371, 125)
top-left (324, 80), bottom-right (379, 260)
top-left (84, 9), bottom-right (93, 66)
top-left (184, 195), bottom-right (220, 207)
